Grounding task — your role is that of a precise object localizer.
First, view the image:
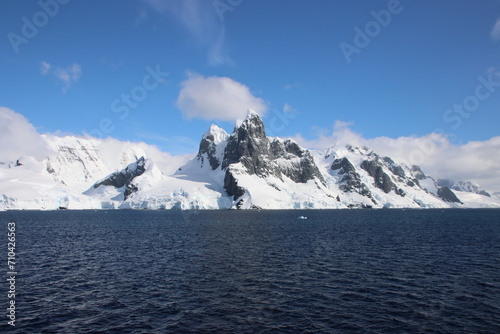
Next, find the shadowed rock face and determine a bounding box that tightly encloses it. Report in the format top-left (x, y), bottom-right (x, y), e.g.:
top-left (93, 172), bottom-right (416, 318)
top-left (331, 157), bottom-right (372, 198)
top-left (383, 157), bottom-right (405, 178)
top-left (196, 125), bottom-right (229, 171)
top-left (437, 179), bottom-right (491, 197)
top-left (271, 140), bottom-right (303, 158)
top-left (289, 156), bottom-right (324, 184)
top-left (360, 160), bottom-right (394, 194)
top-left (271, 138), bottom-right (325, 184)
top-left (223, 168), bottom-right (246, 200)
top-left (222, 111), bottom-right (273, 176)
top-left (197, 134), bottom-right (221, 170)
top-left (411, 165), bottom-right (426, 181)
top-left (124, 183), bottom-right (138, 200)
top-left (93, 157), bottom-right (146, 199)
top-left (437, 186), bottom-right (462, 203)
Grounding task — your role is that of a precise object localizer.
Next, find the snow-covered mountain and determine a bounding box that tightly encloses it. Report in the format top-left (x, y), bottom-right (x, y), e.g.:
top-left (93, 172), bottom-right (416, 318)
top-left (436, 179), bottom-right (491, 197)
top-left (1, 110), bottom-right (499, 210)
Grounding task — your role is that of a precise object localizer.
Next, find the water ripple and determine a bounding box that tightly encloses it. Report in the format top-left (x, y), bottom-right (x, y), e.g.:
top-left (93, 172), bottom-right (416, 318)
top-left (0, 209), bottom-right (499, 333)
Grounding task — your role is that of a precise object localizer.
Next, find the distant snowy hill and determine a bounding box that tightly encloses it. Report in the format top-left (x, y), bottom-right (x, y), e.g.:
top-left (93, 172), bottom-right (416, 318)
top-left (436, 179), bottom-right (491, 197)
top-left (1, 110), bottom-right (499, 210)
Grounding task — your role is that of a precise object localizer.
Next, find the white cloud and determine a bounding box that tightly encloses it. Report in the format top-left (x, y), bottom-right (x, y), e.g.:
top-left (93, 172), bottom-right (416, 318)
top-left (491, 18), bottom-right (500, 41)
top-left (176, 73), bottom-right (267, 121)
top-left (142, 0), bottom-right (231, 66)
top-left (293, 121), bottom-right (500, 192)
top-left (40, 61), bottom-right (82, 92)
top-left (0, 107), bottom-right (54, 162)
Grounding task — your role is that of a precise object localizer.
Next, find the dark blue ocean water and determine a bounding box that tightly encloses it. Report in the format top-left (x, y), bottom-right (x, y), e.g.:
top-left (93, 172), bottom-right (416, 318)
top-left (0, 209), bottom-right (499, 333)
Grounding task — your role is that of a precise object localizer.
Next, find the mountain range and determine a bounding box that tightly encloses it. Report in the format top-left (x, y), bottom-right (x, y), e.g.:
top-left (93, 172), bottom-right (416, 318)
top-left (1, 110), bottom-right (499, 210)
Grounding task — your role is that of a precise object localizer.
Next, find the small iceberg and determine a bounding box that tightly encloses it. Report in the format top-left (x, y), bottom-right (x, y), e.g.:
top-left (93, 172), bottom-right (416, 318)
top-left (297, 216), bottom-right (308, 220)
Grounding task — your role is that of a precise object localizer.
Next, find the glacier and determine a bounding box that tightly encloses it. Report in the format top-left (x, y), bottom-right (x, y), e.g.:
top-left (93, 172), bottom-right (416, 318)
top-left (1, 110), bottom-right (499, 210)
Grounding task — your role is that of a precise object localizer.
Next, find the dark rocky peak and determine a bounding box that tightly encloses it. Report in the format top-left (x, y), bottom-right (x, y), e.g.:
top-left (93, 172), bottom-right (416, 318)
top-left (346, 145), bottom-right (376, 157)
top-left (437, 179), bottom-right (491, 197)
top-left (94, 156), bottom-right (146, 190)
top-left (237, 109), bottom-right (267, 140)
top-left (283, 156), bottom-right (325, 185)
top-left (197, 125), bottom-right (228, 170)
top-left (382, 157), bottom-right (406, 178)
top-left (360, 160), bottom-right (394, 194)
top-left (270, 138), bottom-right (325, 184)
top-left (331, 157), bottom-right (374, 200)
top-left (331, 157), bottom-right (356, 174)
top-left (200, 124), bottom-right (228, 144)
top-left (436, 178), bottom-right (453, 188)
top-left (437, 187), bottom-right (462, 204)
top-left (221, 110), bottom-right (273, 175)
top-left (347, 147), bottom-right (406, 195)
top-left (221, 111), bottom-right (276, 201)
top-left (221, 111), bottom-right (326, 203)
top-left (270, 138), bottom-right (305, 159)
top-left (410, 165), bottom-right (427, 180)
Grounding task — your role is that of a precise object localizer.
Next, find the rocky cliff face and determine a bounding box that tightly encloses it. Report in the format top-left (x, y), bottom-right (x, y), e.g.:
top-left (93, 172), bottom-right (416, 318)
top-left (271, 138), bottom-right (325, 184)
top-left (197, 125), bottom-right (228, 170)
top-left (222, 111), bottom-right (274, 175)
top-left (217, 110), bottom-right (325, 205)
top-left (437, 179), bottom-right (491, 197)
top-left (410, 165), bottom-right (426, 181)
top-left (437, 187), bottom-right (462, 203)
top-left (360, 159), bottom-right (396, 194)
top-left (2, 110), bottom-right (498, 210)
top-left (92, 157), bottom-right (146, 200)
top-left (320, 144), bottom-right (470, 208)
top-left (330, 157), bottom-right (373, 199)
top-left (408, 167), bottom-right (464, 203)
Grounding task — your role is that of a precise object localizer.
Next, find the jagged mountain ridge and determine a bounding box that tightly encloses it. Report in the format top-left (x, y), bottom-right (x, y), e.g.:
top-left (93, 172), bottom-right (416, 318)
top-left (218, 111), bottom-right (327, 208)
top-left (1, 110), bottom-right (499, 210)
top-left (436, 179), bottom-right (491, 197)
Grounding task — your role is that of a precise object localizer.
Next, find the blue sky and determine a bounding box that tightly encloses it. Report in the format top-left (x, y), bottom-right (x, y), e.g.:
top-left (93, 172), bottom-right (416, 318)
top-left (1, 0), bottom-right (500, 158)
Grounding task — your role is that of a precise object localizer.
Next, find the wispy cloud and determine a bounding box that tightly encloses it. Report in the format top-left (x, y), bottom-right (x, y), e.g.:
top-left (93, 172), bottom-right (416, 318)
top-left (40, 61), bottom-right (82, 92)
top-left (142, 0), bottom-right (232, 66)
top-left (283, 82), bottom-right (309, 91)
top-left (491, 18), bottom-right (500, 41)
top-left (40, 61), bottom-right (51, 75)
top-left (283, 103), bottom-right (299, 114)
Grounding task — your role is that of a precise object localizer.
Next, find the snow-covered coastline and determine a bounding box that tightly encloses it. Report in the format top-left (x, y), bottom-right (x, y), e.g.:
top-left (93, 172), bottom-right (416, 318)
top-left (1, 111), bottom-right (499, 211)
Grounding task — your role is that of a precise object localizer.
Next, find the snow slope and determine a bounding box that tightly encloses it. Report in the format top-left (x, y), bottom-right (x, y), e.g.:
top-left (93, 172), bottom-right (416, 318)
top-left (0, 135), bottom-right (189, 210)
top-left (1, 111), bottom-right (499, 210)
